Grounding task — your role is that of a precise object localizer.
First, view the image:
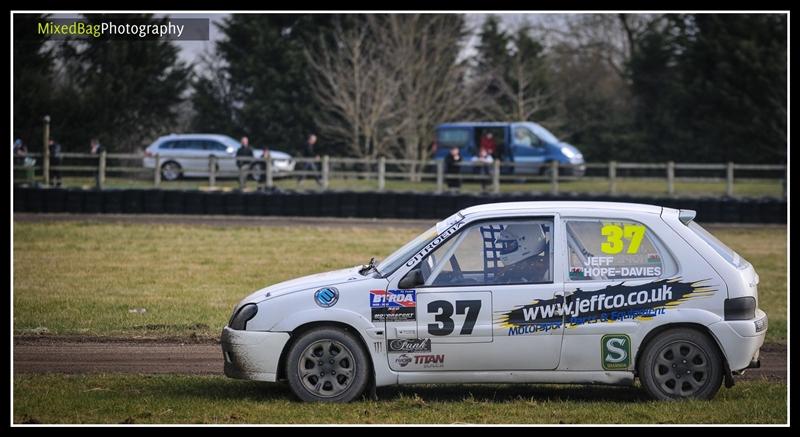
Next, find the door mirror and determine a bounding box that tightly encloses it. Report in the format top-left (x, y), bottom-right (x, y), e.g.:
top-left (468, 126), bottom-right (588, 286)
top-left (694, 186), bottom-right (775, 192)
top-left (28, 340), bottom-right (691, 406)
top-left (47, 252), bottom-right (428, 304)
top-left (398, 269), bottom-right (424, 290)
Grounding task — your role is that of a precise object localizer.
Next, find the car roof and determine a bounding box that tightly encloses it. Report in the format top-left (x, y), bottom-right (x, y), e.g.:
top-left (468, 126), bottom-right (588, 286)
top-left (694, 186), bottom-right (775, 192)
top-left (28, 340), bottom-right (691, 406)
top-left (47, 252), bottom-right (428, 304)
top-left (460, 201), bottom-right (664, 218)
top-left (438, 121), bottom-right (544, 129)
top-left (153, 134), bottom-right (239, 145)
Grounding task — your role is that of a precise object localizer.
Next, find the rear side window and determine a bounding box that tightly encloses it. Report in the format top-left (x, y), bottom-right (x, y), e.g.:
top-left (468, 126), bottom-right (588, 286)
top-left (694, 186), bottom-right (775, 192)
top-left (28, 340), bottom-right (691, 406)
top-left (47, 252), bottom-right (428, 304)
top-left (566, 218), bottom-right (677, 281)
top-left (688, 222), bottom-right (748, 269)
top-left (171, 140), bottom-right (204, 150)
top-left (205, 141), bottom-right (228, 151)
top-left (437, 129), bottom-right (470, 147)
top-left (158, 141), bottom-right (175, 149)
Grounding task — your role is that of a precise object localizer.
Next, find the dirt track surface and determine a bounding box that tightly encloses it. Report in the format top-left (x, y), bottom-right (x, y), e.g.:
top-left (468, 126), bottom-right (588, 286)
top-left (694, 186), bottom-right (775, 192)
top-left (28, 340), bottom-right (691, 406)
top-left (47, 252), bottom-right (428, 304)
top-left (13, 337), bottom-right (786, 382)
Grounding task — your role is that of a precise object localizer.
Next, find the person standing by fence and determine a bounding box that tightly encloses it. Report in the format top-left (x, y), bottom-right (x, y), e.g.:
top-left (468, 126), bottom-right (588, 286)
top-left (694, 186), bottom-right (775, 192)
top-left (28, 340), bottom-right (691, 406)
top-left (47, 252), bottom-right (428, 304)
top-left (297, 133), bottom-right (322, 187)
top-left (236, 136), bottom-right (254, 187)
top-left (89, 138), bottom-right (105, 189)
top-left (444, 145), bottom-right (462, 191)
top-left (471, 146), bottom-right (493, 191)
top-left (48, 138), bottom-right (63, 187)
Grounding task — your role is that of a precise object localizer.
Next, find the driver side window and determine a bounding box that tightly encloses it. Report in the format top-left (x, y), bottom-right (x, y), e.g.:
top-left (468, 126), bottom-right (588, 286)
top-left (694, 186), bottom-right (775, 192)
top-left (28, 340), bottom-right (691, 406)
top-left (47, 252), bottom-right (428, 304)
top-left (513, 127), bottom-right (543, 148)
top-left (421, 219), bottom-right (554, 286)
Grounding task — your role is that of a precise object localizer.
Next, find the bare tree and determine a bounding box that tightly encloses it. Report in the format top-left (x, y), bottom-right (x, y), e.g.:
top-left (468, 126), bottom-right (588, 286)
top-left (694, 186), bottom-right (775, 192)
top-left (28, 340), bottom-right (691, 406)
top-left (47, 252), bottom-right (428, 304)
top-left (532, 14), bottom-right (668, 81)
top-left (369, 14), bottom-right (484, 168)
top-left (305, 19), bottom-right (400, 158)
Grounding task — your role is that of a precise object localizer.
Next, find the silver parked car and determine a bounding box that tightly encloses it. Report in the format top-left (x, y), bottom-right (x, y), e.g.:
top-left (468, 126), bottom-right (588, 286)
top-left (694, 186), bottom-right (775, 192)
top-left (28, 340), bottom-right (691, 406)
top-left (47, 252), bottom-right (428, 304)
top-left (143, 134), bottom-right (295, 181)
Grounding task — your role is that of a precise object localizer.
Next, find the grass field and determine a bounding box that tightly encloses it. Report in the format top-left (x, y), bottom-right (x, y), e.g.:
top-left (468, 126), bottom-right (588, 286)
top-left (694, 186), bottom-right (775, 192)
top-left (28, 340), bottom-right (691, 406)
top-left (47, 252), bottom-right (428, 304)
top-left (15, 174), bottom-right (786, 198)
top-left (13, 221), bottom-right (787, 343)
top-left (12, 220), bottom-right (788, 424)
top-left (13, 375), bottom-right (787, 424)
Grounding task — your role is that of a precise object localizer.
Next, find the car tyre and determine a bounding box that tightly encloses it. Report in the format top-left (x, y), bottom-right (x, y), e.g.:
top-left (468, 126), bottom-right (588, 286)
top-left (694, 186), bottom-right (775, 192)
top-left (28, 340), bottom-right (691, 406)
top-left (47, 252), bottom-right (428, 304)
top-left (286, 327), bottom-right (370, 403)
top-left (638, 328), bottom-right (724, 400)
top-left (160, 161), bottom-right (182, 181)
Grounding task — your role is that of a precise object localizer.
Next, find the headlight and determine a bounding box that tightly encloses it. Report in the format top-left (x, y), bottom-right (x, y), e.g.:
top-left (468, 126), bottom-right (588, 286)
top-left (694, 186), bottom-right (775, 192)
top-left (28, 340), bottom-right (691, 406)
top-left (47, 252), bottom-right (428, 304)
top-left (229, 303), bottom-right (258, 330)
top-left (561, 147), bottom-right (576, 159)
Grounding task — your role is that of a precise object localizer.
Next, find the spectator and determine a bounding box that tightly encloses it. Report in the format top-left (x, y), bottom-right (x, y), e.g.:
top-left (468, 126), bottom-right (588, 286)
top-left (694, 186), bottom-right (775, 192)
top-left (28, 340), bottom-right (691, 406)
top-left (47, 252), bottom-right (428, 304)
top-left (479, 132), bottom-right (498, 159)
top-left (48, 138), bottom-right (63, 187)
top-left (13, 138), bottom-right (27, 168)
top-left (236, 136), bottom-right (254, 168)
top-left (13, 138), bottom-right (27, 157)
top-left (256, 144), bottom-right (271, 185)
top-left (13, 138), bottom-right (35, 183)
top-left (471, 146), bottom-right (494, 191)
top-left (297, 134), bottom-right (322, 187)
top-left (89, 138), bottom-right (105, 189)
top-left (444, 145), bottom-right (462, 191)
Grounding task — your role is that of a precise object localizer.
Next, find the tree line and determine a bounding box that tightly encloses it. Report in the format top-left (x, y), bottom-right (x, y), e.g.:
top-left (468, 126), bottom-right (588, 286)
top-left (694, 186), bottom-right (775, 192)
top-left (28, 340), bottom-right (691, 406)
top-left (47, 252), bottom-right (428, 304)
top-left (14, 13), bottom-right (787, 164)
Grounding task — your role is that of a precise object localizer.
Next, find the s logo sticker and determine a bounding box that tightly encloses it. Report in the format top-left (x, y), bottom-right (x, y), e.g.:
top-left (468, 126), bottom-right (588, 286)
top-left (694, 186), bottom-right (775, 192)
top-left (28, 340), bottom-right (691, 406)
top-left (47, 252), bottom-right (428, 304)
top-left (601, 334), bottom-right (631, 370)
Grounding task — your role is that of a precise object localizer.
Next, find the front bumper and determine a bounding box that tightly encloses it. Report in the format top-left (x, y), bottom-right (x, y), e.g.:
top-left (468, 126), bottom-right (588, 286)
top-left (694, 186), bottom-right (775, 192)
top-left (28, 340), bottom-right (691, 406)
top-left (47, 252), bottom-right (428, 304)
top-left (708, 309), bottom-right (768, 372)
top-left (220, 326), bottom-right (291, 382)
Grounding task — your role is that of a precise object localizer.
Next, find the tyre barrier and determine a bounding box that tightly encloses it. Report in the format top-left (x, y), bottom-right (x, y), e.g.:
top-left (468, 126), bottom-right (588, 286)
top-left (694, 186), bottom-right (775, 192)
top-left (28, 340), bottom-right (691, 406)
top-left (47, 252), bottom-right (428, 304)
top-left (13, 186), bottom-right (787, 224)
top-left (143, 189), bottom-right (165, 214)
top-left (122, 189), bottom-right (145, 214)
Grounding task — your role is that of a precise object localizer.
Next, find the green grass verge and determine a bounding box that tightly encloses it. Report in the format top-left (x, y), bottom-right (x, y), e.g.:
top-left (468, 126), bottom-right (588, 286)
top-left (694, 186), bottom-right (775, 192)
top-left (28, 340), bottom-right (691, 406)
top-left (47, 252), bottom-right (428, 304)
top-left (14, 174), bottom-right (785, 197)
top-left (13, 222), bottom-right (786, 342)
top-left (13, 222), bottom-right (419, 338)
top-left (13, 374), bottom-right (786, 424)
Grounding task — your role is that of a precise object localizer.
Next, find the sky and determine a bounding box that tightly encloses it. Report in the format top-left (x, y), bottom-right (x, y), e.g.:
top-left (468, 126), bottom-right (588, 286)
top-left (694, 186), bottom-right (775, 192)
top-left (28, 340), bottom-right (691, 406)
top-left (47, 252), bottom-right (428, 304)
top-left (44, 12), bottom-right (539, 71)
top-left (166, 13), bottom-right (533, 71)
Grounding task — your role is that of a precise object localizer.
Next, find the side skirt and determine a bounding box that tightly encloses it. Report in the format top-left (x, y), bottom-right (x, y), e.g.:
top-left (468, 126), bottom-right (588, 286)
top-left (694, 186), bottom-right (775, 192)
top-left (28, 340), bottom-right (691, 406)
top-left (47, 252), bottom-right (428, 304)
top-left (392, 371), bottom-right (635, 386)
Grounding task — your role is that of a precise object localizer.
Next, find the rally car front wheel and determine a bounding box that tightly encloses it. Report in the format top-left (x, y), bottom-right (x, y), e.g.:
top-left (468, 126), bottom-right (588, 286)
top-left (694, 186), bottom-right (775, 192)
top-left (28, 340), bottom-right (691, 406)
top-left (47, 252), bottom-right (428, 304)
top-left (638, 328), bottom-right (724, 400)
top-left (286, 327), bottom-right (370, 402)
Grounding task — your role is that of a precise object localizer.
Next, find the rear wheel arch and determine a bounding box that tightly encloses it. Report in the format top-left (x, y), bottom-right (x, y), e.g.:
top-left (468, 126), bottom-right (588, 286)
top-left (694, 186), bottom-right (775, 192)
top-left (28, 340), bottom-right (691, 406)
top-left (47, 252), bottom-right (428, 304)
top-left (634, 323), bottom-right (730, 377)
top-left (633, 323), bottom-right (734, 388)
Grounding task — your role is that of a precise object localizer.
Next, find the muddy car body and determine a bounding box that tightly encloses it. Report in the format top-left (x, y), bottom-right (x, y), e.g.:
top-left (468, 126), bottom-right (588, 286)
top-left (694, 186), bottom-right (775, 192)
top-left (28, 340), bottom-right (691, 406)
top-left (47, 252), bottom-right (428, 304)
top-left (222, 202), bottom-right (767, 402)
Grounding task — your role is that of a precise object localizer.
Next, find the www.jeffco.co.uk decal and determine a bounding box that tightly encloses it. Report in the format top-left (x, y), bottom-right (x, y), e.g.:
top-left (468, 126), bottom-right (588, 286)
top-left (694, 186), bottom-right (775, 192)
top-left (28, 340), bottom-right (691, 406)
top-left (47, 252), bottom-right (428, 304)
top-left (496, 278), bottom-right (716, 336)
top-left (388, 338), bottom-right (432, 353)
top-left (370, 289), bottom-right (416, 322)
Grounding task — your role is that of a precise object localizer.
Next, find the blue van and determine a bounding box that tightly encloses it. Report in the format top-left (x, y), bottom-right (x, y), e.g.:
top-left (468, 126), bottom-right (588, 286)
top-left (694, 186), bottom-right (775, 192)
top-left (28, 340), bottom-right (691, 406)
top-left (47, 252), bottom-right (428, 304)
top-left (433, 122), bottom-right (585, 176)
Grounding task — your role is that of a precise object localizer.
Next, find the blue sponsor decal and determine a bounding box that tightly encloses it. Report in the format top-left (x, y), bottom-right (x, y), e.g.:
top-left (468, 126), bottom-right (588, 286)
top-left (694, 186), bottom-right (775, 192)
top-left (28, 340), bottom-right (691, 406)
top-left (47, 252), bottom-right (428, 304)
top-left (370, 289), bottom-right (416, 321)
top-left (314, 287), bottom-right (339, 308)
top-left (369, 289), bottom-right (416, 308)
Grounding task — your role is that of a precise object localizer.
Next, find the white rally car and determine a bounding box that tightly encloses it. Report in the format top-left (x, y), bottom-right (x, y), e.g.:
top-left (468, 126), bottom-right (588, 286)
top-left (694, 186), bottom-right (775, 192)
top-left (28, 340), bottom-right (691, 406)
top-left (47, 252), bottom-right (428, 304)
top-left (221, 202), bottom-right (767, 402)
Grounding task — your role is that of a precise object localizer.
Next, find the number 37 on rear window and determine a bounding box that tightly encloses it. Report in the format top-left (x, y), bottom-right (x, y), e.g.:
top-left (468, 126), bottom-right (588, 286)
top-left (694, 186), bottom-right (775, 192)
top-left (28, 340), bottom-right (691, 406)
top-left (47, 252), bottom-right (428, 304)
top-left (601, 224), bottom-right (646, 254)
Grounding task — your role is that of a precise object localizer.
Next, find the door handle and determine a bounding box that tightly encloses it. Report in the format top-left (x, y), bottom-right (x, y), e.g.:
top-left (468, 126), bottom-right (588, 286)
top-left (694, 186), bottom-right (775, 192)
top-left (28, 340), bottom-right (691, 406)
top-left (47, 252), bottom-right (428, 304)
top-left (395, 327), bottom-right (418, 338)
top-left (553, 290), bottom-right (575, 298)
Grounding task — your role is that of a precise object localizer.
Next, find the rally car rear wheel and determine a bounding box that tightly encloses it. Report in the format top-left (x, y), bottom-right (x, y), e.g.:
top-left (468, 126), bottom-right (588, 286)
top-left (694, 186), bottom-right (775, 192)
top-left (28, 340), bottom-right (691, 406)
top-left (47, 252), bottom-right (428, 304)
top-left (286, 327), bottom-right (370, 402)
top-left (639, 328), bottom-right (724, 400)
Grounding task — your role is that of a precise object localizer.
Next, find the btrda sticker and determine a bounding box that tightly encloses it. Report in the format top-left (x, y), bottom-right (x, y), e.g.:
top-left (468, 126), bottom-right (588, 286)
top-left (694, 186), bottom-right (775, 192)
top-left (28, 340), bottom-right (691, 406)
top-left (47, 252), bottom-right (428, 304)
top-left (602, 334), bottom-right (631, 370)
